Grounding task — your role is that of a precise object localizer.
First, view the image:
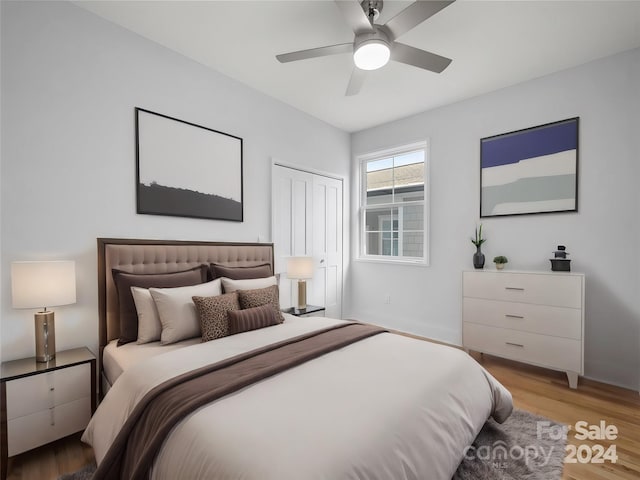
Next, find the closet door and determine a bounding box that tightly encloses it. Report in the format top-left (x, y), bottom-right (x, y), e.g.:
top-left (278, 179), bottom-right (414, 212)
top-left (272, 165), bottom-right (312, 310)
top-left (272, 164), bottom-right (343, 317)
top-left (312, 175), bottom-right (343, 318)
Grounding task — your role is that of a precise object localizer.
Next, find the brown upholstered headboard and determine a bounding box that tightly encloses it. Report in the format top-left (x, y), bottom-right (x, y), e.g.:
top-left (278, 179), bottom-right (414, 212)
top-left (97, 238), bottom-right (274, 351)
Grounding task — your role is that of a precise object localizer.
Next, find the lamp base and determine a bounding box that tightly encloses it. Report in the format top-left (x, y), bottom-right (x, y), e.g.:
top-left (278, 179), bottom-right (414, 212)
top-left (296, 280), bottom-right (307, 310)
top-left (35, 311), bottom-right (56, 363)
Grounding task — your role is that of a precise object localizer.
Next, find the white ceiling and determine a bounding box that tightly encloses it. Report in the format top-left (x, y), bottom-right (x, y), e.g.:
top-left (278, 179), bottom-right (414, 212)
top-left (75, 1), bottom-right (640, 132)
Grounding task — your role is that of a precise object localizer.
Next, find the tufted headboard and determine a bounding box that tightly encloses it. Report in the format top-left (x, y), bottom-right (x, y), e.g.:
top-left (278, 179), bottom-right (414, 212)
top-left (97, 238), bottom-right (274, 351)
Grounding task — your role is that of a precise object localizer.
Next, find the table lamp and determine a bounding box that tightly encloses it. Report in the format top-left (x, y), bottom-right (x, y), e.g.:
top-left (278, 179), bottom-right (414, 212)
top-left (11, 261), bottom-right (76, 362)
top-left (286, 256), bottom-right (314, 310)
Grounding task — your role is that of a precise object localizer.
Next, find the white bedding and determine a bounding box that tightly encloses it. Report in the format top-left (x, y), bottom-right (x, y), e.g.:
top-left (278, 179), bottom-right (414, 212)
top-left (102, 337), bottom-right (201, 385)
top-left (84, 316), bottom-right (512, 480)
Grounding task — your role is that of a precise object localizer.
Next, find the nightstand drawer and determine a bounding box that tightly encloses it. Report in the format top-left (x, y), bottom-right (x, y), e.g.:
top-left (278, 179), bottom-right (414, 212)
top-left (7, 396), bottom-right (91, 456)
top-left (463, 272), bottom-right (582, 308)
top-left (463, 298), bottom-right (582, 340)
top-left (463, 322), bottom-right (582, 373)
top-left (6, 363), bottom-right (91, 420)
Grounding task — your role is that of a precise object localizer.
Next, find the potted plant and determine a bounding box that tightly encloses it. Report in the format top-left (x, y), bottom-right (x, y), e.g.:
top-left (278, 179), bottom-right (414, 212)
top-left (470, 224), bottom-right (486, 269)
top-left (493, 256), bottom-right (508, 270)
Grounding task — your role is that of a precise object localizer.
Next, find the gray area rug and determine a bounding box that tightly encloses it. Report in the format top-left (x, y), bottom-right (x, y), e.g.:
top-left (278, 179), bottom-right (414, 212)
top-left (60, 409), bottom-right (565, 480)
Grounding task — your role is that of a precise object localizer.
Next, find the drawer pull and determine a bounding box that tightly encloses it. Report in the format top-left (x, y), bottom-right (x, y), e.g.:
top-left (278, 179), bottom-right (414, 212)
top-left (505, 314), bottom-right (524, 319)
top-left (49, 387), bottom-right (55, 391)
top-left (505, 287), bottom-right (525, 291)
top-left (505, 342), bottom-right (524, 348)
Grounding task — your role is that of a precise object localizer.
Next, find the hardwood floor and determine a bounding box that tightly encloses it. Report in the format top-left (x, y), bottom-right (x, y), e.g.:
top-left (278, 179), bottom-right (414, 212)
top-left (3, 354), bottom-right (639, 480)
top-left (472, 353), bottom-right (640, 480)
top-left (5, 433), bottom-right (93, 480)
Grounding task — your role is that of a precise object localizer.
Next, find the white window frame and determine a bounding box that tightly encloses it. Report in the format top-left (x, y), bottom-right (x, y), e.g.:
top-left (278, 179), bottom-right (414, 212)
top-left (357, 140), bottom-right (430, 266)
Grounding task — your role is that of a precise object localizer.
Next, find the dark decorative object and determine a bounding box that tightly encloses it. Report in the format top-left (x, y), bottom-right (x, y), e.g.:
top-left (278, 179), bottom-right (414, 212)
top-left (550, 245), bottom-right (571, 271)
top-left (136, 108), bottom-right (243, 221)
top-left (480, 117), bottom-right (579, 218)
top-left (471, 224), bottom-right (486, 269)
top-left (473, 246), bottom-right (485, 269)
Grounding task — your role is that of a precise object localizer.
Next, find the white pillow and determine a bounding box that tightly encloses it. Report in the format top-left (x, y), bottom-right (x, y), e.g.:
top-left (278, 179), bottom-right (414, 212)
top-left (221, 275), bottom-right (278, 293)
top-left (150, 279), bottom-right (222, 345)
top-left (131, 287), bottom-right (162, 344)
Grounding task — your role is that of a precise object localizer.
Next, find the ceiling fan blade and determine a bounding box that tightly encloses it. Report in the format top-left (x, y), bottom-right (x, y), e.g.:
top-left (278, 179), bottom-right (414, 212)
top-left (384, 1), bottom-right (454, 40)
top-left (345, 67), bottom-right (366, 96)
top-left (335, 0), bottom-right (374, 35)
top-left (276, 43), bottom-right (353, 63)
top-left (391, 42), bottom-right (452, 73)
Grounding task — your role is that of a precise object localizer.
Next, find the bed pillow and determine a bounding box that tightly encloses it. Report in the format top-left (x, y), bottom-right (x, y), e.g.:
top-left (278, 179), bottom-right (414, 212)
top-left (131, 287), bottom-right (162, 344)
top-left (221, 275), bottom-right (278, 293)
top-left (236, 285), bottom-right (285, 324)
top-left (150, 279), bottom-right (222, 345)
top-left (192, 292), bottom-right (240, 342)
top-left (112, 265), bottom-right (208, 346)
top-left (228, 305), bottom-right (279, 335)
top-left (210, 263), bottom-right (272, 280)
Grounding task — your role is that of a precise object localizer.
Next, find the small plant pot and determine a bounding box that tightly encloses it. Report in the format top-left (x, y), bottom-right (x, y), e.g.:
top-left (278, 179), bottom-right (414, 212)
top-left (495, 263), bottom-right (505, 270)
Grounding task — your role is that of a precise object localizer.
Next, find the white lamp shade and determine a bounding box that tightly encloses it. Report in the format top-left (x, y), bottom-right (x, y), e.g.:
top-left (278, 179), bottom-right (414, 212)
top-left (286, 257), bottom-right (314, 280)
top-left (11, 261), bottom-right (76, 309)
top-left (353, 40), bottom-right (390, 70)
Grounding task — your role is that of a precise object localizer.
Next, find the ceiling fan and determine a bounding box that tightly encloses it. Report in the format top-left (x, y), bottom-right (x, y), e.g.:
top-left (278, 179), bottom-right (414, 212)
top-left (276, 0), bottom-right (455, 96)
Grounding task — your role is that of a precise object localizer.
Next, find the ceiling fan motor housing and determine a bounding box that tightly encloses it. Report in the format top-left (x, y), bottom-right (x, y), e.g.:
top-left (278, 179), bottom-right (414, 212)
top-left (354, 25), bottom-right (391, 53)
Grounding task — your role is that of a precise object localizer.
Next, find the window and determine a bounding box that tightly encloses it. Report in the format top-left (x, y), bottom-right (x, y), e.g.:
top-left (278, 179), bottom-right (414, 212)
top-left (358, 142), bottom-right (428, 264)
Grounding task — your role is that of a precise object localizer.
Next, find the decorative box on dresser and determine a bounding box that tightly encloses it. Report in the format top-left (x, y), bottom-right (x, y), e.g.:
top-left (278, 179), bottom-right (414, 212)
top-left (462, 270), bottom-right (585, 389)
top-left (0, 347), bottom-right (96, 480)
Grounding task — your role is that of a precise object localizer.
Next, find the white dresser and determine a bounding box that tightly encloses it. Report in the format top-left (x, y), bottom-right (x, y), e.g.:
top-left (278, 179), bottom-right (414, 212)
top-left (1, 348), bottom-right (96, 480)
top-left (462, 270), bottom-right (584, 389)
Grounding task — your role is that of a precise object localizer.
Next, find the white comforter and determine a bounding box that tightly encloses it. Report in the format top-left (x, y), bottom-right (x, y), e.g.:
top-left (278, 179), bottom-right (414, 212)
top-left (83, 317), bottom-right (512, 480)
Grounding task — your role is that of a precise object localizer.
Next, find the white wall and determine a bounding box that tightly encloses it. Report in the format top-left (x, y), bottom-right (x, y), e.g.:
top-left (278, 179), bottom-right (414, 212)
top-left (349, 48), bottom-right (640, 391)
top-left (0, 1), bottom-right (350, 361)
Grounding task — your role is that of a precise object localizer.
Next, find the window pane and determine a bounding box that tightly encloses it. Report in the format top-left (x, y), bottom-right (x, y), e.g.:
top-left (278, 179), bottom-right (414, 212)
top-left (393, 151), bottom-right (424, 202)
top-left (365, 152), bottom-right (425, 205)
top-left (365, 157), bottom-right (393, 205)
top-left (365, 207), bottom-right (399, 257)
top-left (402, 231), bottom-right (424, 258)
top-left (360, 145), bottom-right (427, 263)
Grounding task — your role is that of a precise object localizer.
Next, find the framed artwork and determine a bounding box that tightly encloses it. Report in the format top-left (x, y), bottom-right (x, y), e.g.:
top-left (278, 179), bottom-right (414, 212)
top-left (480, 117), bottom-right (579, 218)
top-left (135, 108), bottom-right (243, 222)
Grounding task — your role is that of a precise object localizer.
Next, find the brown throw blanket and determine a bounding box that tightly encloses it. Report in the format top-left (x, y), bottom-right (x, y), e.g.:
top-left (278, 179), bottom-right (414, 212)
top-left (93, 322), bottom-right (386, 480)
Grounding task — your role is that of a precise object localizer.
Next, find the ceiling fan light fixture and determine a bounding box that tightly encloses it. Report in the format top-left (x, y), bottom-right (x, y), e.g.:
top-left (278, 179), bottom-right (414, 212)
top-left (353, 39), bottom-right (390, 70)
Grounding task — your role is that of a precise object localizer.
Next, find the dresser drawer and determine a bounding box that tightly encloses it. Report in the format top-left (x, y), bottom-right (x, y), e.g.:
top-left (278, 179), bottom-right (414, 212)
top-left (6, 363), bottom-right (91, 420)
top-left (463, 298), bottom-right (582, 340)
top-left (463, 322), bottom-right (582, 373)
top-left (463, 272), bottom-right (582, 308)
top-left (7, 396), bottom-right (91, 456)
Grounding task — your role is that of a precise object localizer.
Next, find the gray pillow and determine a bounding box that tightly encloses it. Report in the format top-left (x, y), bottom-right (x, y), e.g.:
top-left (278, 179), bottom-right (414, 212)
top-left (228, 305), bottom-right (279, 335)
top-left (210, 263), bottom-right (272, 280)
top-left (113, 265), bottom-right (207, 345)
top-left (236, 285), bottom-right (284, 324)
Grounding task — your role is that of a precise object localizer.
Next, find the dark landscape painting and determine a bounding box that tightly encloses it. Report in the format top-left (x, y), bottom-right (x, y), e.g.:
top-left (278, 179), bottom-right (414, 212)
top-left (136, 108), bottom-right (243, 221)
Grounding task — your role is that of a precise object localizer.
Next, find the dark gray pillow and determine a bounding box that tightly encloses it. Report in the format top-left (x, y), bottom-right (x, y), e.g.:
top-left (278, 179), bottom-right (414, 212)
top-left (210, 263), bottom-right (272, 280)
top-left (236, 285), bottom-right (284, 324)
top-left (113, 265), bottom-right (207, 345)
top-left (228, 305), bottom-right (279, 335)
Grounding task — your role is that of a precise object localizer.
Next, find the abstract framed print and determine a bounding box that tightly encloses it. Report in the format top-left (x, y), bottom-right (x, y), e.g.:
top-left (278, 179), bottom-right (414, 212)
top-left (480, 117), bottom-right (578, 218)
top-left (136, 108), bottom-right (243, 222)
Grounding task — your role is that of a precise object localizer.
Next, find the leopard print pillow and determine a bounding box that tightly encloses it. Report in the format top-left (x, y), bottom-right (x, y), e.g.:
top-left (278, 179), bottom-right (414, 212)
top-left (192, 292), bottom-right (240, 342)
top-left (237, 285), bottom-right (284, 324)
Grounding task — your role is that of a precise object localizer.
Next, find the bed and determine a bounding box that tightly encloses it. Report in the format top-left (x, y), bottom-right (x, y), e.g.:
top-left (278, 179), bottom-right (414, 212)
top-left (84, 238), bottom-right (513, 480)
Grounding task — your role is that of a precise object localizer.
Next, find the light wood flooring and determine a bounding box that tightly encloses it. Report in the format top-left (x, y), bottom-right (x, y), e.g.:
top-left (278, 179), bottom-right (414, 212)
top-left (4, 354), bottom-right (639, 480)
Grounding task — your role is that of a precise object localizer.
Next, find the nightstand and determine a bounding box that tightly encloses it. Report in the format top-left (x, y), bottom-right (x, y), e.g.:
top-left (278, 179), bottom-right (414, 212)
top-left (1, 347), bottom-right (96, 480)
top-left (282, 305), bottom-right (326, 318)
